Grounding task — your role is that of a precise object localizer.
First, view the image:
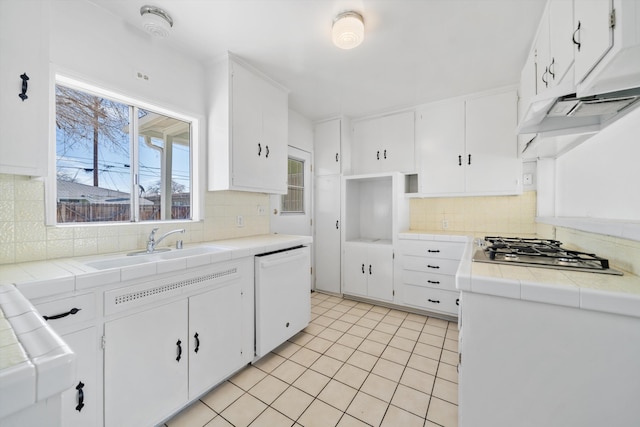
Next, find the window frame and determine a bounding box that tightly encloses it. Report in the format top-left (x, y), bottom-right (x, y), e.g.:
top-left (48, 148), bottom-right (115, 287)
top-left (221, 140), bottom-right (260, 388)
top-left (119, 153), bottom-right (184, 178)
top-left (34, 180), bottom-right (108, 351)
top-left (46, 75), bottom-right (201, 226)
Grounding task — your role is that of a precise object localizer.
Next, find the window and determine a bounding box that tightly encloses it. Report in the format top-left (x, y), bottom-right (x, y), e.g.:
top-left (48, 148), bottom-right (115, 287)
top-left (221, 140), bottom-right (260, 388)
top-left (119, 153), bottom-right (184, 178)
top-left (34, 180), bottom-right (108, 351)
top-left (281, 157), bottom-right (304, 213)
top-left (55, 81), bottom-right (193, 223)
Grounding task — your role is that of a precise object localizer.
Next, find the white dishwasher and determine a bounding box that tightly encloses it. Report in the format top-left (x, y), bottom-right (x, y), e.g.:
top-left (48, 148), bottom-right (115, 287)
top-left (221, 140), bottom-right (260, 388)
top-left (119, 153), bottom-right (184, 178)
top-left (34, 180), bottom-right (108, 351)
top-left (254, 245), bottom-right (310, 359)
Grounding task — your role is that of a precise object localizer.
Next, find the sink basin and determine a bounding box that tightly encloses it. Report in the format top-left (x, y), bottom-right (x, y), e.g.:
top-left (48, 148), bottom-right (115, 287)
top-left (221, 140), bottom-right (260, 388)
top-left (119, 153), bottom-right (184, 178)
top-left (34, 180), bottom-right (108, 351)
top-left (85, 256), bottom-right (154, 270)
top-left (83, 245), bottom-right (231, 270)
top-left (158, 245), bottom-right (230, 260)
top-left (127, 248), bottom-right (171, 256)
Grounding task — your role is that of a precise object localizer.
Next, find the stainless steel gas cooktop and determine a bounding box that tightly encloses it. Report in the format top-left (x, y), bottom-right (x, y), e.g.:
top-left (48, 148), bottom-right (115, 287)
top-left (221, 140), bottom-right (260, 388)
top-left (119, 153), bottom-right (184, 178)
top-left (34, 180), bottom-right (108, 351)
top-left (472, 236), bottom-right (623, 275)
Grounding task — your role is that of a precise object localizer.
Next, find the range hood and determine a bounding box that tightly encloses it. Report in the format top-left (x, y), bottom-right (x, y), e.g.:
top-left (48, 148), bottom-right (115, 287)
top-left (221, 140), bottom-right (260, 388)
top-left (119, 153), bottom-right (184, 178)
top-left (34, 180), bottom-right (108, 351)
top-left (517, 81), bottom-right (640, 137)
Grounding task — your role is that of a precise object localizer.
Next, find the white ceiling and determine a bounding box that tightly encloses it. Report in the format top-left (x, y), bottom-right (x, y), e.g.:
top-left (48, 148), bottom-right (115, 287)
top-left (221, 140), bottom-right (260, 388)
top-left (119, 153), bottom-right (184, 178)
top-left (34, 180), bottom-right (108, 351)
top-left (89, 0), bottom-right (546, 121)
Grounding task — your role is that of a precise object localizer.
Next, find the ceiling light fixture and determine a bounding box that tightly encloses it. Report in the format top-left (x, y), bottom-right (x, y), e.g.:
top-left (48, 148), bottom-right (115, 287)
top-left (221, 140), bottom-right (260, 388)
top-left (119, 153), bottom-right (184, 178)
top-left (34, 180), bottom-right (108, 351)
top-left (140, 5), bottom-right (174, 38)
top-left (332, 11), bottom-right (364, 50)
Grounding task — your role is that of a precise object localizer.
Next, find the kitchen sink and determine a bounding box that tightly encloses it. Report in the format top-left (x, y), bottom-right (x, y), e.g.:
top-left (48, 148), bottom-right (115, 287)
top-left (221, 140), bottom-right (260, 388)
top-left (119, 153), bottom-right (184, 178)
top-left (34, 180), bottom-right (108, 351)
top-left (84, 245), bottom-right (231, 270)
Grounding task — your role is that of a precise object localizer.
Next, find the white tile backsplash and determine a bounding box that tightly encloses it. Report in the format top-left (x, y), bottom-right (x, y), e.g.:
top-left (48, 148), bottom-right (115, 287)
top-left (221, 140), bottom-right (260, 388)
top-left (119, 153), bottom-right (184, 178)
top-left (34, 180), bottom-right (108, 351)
top-left (0, 174), bottom-right (270, 265)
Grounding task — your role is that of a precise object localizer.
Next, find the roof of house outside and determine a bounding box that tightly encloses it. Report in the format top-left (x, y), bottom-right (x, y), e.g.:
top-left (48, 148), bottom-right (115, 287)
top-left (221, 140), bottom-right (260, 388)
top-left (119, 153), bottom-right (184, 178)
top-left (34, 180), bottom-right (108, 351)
top-left (57, 180), bottom-right (154, 205)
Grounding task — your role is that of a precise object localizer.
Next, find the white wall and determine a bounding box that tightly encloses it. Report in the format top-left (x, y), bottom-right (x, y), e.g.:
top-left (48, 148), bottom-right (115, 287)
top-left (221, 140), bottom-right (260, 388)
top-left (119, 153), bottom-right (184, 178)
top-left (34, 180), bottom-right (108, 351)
top-left (288, 109), bottom-right (313, 153)
top-left (555, 107), bottom-right (640, 220)
top-left (50, 1), bottom-right (205, 116)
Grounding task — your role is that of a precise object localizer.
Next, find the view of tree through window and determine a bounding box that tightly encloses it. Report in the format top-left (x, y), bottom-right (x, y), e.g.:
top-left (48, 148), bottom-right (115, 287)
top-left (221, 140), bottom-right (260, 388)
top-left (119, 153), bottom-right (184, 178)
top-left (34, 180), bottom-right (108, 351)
top-left (55, 84), bottom-right (191, 223)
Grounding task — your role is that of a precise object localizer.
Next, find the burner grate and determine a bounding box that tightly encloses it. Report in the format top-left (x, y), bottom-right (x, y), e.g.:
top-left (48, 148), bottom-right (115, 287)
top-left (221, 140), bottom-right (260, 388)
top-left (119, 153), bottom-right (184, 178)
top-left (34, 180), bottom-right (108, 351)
top-left (483, 236), bottom-right (610, 270)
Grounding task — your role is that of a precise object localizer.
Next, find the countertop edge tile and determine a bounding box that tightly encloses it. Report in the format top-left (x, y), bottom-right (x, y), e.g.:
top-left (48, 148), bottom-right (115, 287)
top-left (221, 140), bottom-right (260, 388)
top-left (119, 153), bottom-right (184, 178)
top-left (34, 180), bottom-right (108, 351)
top-left (580, 287), bottom-right (640, 317)
top-left (521, 281), bottom-right (580, 308)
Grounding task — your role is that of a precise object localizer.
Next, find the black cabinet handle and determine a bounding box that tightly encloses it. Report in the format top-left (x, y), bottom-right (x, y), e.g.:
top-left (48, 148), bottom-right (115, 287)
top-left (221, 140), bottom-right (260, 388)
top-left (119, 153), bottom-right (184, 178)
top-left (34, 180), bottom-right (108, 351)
top-left (468, 154), bottom-right (471, 165)
top-left (428, 265), bottom-right (440, 269)
top-left (258, 143), bottom-right (262, 156)
top-left (572, 21), bottom-right (581, 52)
top-left (75, 381), bottom-right (85, 412)
top-left (336, 220), bottom-right (339, 229)
top-left (458, 155), bottom-right (462, 166)
top-left (456, 298), bottom-right (460, 306)
top-left (286, 322), bottom-right (290, 327)
top-left (194, 333), bottom-right (200, 354)
top-left (383, 149), bottom-right (387, 159)
top-left (427, 280), bottom-right (440, 284)
top-left (428, 249), bottom-right (440, 253)
top-left (549, 57), bottom-right (555, 80)
top-left (361, 264), bottom-right (365, 274)
top-left (369, 265), bottom-right (372, 275)
top-left (19, 73), bottom-right (29, 101)
top-left (335, 153), bottom-right (339, 162)
top-left (176, 340), bottom-right (182, 362)
top-left (542, 67), bottom-right (549, 88)
top-left (376, 150), bottom-right (380, 160)
top-left (42, 307), bottom-right (81, 321)
top-left (428, 299), bottom-right (440, 304)
top-left (265, 145), bottom-right (270, 158)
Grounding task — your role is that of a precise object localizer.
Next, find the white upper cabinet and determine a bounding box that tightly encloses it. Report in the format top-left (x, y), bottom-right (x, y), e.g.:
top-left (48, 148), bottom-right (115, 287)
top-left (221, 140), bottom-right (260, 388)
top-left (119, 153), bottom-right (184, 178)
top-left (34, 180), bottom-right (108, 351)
top-left (314, 119), bottom-right (342, 176)
top-left (0, 0), bottom-right (50, 177)
top-left (416, 100), bottom-right (466, 195)
top-left (351, 111), bottom-right (415, 175)
top-left (207, 54), bottom-right (288, 194)
top-left (416, 91), bottom-right (522, 195)
top-left (573, 0), bottom-right (613, 86)
top-left (465, 90), bottom-right (520, 194)
top-left (572, 0), bottom-right (640, 95)
top-left (417, 90), bottom-right (521, 196)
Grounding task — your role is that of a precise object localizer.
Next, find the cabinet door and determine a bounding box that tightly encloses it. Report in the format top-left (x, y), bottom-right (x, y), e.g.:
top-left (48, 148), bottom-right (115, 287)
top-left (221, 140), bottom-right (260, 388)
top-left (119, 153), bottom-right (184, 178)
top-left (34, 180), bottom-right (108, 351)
top-left (465, 91), bottom-right (520, 194)
top-left (536, 11), bottom-right (551, 92)
top-left (0, 0), bottom-right (49, 176)
top-left (375, 111), bottom-right (415, 173)
top-left (352, 118), bottom-right (381, 174)
top-left (60, 327), bottom-right (98, 427)
top-left (343, 246), bottom-right (368, 297)
top-left (314, 175), bottom-right (341, 294)
top-left (548, 0), bottom-right (575, 86)
top-left (352, 112), bottom-right (415, 175)
top-left (366, 245), bottom-right (394, 302)
top-left (231, 63), bottom-right (266, 191)
top-left (314, 119), bottom-right (341, 176)
top-left (259, 78), bottom-right (288, 194)
top-left (573, 0), bottom-right (613, 84)
top-left (416, 100), bottom-right (465, 194)
top-left (104, 300), bottom-right (188, 427)
top-left (189, 283), bottom-right (243, 399)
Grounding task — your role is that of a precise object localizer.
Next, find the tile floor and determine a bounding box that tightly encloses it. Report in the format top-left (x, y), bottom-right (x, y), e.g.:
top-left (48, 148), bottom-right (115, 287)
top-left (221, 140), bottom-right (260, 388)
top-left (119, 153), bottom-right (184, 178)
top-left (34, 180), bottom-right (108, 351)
top-left (163, 292), bottom-right (459, 427)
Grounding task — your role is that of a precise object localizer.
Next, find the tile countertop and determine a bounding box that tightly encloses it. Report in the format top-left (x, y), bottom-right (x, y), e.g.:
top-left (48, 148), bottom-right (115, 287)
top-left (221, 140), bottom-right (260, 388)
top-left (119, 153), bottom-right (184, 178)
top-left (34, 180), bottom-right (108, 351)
top-left (456, 239), bottom-right (640, 319)
top-left (0, 234), bottom-right (312, 300)
top-left (0, 284), bottom-right (75, 419)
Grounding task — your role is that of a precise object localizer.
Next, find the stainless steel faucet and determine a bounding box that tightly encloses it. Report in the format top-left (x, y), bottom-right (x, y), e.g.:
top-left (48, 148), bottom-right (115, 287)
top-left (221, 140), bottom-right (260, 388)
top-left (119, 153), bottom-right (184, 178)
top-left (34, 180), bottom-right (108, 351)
top-left (146, 228), bottom-right (185, 253)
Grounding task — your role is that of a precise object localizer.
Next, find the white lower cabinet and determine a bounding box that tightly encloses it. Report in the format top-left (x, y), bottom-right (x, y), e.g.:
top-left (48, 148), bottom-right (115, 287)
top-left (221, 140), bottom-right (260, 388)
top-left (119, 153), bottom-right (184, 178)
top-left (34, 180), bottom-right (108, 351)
top-left (59, 327), bottom-right (98, 427)
top-left (343, 244), bottom-right (394, 302)
top-left (103, 261), bottom-right (252, 427)
top-left (104, 299), bottom-right (189, 427)
top-left (33, 293), bottom-right (98, 427)
top-left (188, 283), bottom-right (244, 399)
top-left (395, 236), bottom-right (465, 317)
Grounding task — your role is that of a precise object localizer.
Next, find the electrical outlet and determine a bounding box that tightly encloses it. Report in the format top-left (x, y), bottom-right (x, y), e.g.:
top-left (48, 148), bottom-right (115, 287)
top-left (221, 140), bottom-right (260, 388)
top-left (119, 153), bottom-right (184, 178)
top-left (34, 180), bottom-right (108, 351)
top-left (523, 173), bottom-right (533, 186)
top-left (442, 219), bottom-right (449, 230)
top-left (236, 215), bottom-right (244, 227)
top-left (257, 205), bottom-right (266, 215)
top-left (135, 71), bottom-right (150, 81)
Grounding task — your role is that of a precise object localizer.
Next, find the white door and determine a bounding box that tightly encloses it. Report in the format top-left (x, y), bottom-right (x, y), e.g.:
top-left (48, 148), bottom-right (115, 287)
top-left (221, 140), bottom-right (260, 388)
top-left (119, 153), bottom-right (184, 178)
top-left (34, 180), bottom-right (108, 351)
top-left (270, 146), bottom-right (312, 236)
top-left (314, 174), bottom-right (341, 294)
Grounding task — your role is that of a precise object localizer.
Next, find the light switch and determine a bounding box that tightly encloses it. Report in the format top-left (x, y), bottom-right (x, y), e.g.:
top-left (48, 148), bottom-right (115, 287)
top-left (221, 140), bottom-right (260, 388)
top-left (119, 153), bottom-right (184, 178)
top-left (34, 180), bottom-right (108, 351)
top-left (523, 173), bottom-right (533, 185)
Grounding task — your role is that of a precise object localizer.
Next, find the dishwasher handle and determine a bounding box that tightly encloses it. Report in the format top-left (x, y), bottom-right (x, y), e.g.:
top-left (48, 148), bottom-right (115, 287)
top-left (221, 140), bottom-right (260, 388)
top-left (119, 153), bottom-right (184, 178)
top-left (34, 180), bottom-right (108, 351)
top-left (259, 252), bottom-right (308, 269)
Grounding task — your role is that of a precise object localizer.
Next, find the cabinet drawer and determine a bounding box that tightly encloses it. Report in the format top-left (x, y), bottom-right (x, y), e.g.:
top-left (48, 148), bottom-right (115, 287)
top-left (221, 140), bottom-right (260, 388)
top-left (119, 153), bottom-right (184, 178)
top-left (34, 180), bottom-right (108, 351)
top-left (401, 270), bottom-right (457, 291)
top-left (35, 293), bottom-right (96, 333)
top-left (401, 285), bottom-right (460, 315)
top-left (398, 240), bottom-right (464, 260)
top-left (402, 255), bottom-right (460, 275)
